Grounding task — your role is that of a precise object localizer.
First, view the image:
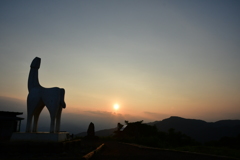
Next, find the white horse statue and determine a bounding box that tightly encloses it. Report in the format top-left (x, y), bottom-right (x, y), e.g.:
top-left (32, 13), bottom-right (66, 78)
top-left (26, 57), bottom-right (66, 133)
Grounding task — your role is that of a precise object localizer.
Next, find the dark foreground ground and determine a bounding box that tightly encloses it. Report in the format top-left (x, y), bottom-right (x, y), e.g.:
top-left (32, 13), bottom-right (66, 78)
top-left (0, 139), bottom-right (99, 160)
top-left (0, 140), bottom-right (239, 160)
top-left (92, 142), bottom-right (238, 160)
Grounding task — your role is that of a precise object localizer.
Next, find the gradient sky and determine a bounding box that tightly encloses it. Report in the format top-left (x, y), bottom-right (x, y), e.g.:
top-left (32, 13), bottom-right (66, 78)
top-left (1, 0), bottom-right (240, 130)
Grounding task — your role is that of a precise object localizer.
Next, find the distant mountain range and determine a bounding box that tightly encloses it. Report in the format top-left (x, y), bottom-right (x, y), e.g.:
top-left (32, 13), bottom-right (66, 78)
top-left (76, 127), bottom-right (117, 137)
top-left (150, 116), bottom-right (240, 142)
top-left (76, 116), bottom-right (240, 143)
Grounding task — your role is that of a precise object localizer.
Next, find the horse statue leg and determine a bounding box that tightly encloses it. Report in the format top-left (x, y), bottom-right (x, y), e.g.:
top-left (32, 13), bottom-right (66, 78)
top-left (32, 105), bottom-right (44, 132)
top-left (55, 88), bottom-right (65, 132)
top-left (55, 107), bottom-right (62, 132)
top-left (26, 92), bottom-right (41, 133)
top-left (47, 103), bottom-right (58, 133)
top-left (26, 111), bottom-right (33, 133)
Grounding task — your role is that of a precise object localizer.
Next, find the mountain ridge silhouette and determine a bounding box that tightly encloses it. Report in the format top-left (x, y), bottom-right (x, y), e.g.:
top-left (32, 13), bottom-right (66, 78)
top-left (76, 116), bottom-right (240, 143)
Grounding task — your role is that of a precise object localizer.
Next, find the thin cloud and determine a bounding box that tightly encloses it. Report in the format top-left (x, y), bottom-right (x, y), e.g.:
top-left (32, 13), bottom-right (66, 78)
top-left (2, 96), bottom-right (239, 134)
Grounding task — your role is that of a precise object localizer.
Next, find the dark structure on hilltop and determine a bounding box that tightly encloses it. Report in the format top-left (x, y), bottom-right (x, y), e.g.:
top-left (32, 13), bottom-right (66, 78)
top-left (0, 111), bottom-right (24, 141)
top-left (114, 120), bottom-right (198, 147)
top-left (115, 120), bottom-right (158, 138)
top-left (87, 122), bottom-right (95, 137)
top-left (85, 122), bottom-right (99, 140)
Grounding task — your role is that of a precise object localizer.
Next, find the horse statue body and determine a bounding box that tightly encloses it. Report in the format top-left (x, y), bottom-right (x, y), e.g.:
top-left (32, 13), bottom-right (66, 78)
top-left (26, 57), bottom-right (66, 133)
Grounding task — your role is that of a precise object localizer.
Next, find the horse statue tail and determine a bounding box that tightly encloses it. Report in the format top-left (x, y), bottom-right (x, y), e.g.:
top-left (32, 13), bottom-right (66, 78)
top-left (28, 57), bottom-right (42, 92)
top-left (60, 88), bottom-right (66, 108)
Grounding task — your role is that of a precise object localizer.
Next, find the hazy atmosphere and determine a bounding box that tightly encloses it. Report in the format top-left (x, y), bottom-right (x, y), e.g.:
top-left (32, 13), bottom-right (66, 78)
top-left (1, 0), bottom-right (240, 134)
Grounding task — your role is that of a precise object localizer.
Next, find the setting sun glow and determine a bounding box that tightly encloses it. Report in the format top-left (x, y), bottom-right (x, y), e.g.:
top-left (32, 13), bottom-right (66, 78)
top-left (113, 104), bottom-right (119, 110)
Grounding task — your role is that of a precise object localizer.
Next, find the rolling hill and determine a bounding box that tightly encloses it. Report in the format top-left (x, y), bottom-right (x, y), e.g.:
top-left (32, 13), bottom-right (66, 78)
top-left (76, 116), bottom-right (240, 143)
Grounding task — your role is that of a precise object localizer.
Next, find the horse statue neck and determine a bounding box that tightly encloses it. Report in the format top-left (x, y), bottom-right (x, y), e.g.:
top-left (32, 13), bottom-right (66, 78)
top-left (28, 57), bottom-right (41, 92)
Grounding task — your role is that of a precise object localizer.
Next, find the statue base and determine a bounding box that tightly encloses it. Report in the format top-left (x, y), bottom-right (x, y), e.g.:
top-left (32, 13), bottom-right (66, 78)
top-left (11, 132), bottom-right (69, 142)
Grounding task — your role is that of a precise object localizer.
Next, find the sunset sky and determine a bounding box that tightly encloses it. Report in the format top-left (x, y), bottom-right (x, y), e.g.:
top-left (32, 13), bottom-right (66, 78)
top-left (0, 1), bottom-right (240, 132)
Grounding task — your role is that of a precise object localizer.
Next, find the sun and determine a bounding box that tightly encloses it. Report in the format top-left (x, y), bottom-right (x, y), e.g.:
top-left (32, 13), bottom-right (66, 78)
top-left (113, 104), bottom-right (119, 110)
